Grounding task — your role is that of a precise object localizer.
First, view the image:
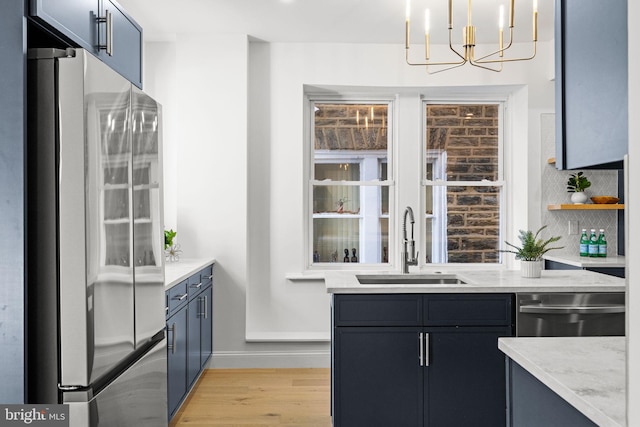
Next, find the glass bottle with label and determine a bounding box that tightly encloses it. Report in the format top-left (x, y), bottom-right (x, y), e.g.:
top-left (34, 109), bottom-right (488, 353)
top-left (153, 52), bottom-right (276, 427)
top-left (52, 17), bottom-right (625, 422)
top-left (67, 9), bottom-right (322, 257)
top-left (597, 229), bottom-right (607, 257)
top-left (588, 229), bottom-right (599, 257)
top-left (579, 229), bottom-right (589, 257)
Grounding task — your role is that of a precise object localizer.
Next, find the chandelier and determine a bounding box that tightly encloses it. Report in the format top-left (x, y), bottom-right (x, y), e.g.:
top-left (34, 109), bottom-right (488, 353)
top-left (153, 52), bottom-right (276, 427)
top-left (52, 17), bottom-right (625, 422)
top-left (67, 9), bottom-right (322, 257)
top-left (405, 0), bottom-right (538, 73)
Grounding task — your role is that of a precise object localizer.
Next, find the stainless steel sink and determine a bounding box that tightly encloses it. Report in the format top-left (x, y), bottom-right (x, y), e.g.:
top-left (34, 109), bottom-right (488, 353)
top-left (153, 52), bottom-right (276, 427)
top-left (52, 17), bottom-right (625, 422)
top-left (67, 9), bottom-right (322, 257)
top-left (356, 274), bottom-right (467, 285)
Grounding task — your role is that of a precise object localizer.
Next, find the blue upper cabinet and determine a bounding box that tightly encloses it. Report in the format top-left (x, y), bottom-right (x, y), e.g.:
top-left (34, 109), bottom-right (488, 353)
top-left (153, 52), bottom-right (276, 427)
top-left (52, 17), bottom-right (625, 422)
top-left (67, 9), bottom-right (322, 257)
top-left (29, 0), bottom-right (142, 88)
top-left (555, 0), bottom-right (627, 170)
top-left (97, 0), bottom-right (142, 88)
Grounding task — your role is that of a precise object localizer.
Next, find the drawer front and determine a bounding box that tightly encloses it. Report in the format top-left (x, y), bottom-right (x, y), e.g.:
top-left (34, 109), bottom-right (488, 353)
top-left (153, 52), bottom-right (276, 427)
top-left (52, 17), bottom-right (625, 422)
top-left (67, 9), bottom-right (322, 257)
top-left (424, 294), bottom-right (513, 326)
top-left (187, 271), bottom-right (204, 299)
top-left (167, 280), bottom-right (188, 318)
top-left (200, 264), bottom-right (214, 287)
top-left (334, 294), bottom-right (422, 326)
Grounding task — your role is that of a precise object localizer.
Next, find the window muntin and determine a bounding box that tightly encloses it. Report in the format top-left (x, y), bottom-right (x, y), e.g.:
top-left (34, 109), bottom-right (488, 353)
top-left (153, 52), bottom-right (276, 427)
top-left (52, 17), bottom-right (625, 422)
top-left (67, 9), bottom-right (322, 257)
top-left (423, 103), bottom-right (503, 264)
top-left (310, 102), bottom-right (392, 266)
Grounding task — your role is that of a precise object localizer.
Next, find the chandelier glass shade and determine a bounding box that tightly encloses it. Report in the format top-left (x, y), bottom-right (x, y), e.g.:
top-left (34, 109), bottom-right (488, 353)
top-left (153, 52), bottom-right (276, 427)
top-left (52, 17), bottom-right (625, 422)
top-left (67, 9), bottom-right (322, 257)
top-left (405, 0), bottom-right (538, 73)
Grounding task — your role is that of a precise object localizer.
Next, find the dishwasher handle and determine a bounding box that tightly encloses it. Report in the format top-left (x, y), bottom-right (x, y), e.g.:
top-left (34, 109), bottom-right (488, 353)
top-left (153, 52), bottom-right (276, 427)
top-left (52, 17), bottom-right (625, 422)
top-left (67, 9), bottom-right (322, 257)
top-left (519, 304), bottom-right (625, 315)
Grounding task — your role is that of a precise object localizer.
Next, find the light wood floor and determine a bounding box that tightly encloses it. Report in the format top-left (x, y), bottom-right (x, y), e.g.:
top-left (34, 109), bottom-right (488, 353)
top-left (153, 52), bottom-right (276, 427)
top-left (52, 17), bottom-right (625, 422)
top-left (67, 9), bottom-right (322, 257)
top-left (169, 368), bottom-right (332, 427)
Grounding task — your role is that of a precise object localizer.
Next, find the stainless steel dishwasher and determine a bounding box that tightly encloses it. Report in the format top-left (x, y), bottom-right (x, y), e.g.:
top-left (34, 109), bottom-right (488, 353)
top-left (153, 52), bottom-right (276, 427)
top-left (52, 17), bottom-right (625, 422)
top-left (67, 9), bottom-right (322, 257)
top-left (516, 293), bottom-right (625, 337)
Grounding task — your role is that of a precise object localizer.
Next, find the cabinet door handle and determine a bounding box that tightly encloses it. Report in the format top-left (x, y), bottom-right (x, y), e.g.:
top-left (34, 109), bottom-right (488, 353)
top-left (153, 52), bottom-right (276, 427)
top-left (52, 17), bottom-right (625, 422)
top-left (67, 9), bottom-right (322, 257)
top-left (97, 9), bottom-right (113, 56)
top-left (191, 282), bottom-right (202, 289)
top-left (424, 333), bottom-right (430, 367)
top-left (419, 333), bottom-right (424, 366)
top-left (106, 9), bottom-right (113, 56)
top-left (203, 295), bottom-right (208, 319)
top-left (173, 293), bottom-right (188, 301)
top-left (167, 323), bottom-right (176, 354)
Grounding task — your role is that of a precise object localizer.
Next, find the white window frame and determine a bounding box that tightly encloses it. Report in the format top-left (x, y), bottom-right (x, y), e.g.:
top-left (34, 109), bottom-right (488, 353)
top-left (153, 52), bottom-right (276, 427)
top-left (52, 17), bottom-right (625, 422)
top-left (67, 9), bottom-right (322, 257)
top-left (305, 97), bottom-right (395, 270)
top-left (421, 100), bottom-right (507, 266)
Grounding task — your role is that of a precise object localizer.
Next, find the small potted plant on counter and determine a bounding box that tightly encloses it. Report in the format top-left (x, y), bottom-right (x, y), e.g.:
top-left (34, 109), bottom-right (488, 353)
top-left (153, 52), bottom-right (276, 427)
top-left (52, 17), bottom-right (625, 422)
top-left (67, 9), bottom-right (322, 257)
top-left (501, 225), bottom-right (563, 278)
top-left (164, 229), bottom-right (182, 262)
top-left (567, 171), bottom-right (591, 204)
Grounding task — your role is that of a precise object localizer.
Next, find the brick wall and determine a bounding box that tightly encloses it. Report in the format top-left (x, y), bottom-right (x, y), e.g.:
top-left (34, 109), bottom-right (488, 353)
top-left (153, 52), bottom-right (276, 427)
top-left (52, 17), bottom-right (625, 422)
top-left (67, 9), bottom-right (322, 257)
top-left (427, 105), bottom-right (500, 263)
top-left (314, 104), bottom-right (387, 150)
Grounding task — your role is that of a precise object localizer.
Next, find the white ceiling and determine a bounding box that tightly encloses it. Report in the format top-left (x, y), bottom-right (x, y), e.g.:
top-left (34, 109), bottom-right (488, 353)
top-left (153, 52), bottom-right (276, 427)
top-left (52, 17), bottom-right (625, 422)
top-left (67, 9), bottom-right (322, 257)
top-left (116, 0), bottom-right (553, 45)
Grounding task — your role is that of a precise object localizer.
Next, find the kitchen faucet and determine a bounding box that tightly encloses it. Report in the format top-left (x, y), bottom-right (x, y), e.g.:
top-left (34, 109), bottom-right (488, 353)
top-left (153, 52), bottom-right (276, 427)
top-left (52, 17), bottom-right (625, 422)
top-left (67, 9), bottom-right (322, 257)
top-left (402, 206), bottom-right (418, 273)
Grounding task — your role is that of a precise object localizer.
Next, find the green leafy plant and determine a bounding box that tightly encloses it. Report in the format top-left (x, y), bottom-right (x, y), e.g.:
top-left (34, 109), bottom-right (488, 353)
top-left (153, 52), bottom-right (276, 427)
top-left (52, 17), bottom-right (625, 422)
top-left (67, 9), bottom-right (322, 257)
top-left (164, 229), bottom-right (177, 250)
top-left (566, 171), bottom-right (591, 192)
top-left (500, 225), bottom-right (563, 261)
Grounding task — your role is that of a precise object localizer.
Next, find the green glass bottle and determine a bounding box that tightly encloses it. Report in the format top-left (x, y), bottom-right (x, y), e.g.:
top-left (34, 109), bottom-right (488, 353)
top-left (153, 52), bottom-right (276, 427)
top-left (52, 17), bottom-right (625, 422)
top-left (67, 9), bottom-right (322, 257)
top-left (588, 229), bottom-right (599, 257)
top-left (579, 229), bottom-right (589, 257)
top-left (597, 229), bottom-right (607, 257)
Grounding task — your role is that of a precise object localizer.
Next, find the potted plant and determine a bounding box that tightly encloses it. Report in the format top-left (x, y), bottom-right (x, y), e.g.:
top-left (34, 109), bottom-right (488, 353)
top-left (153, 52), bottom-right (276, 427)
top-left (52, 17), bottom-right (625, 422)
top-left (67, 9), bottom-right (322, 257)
top-left (500, 225), bottom-right (563, 278)
top-left (566, 171), bottom-right (591, 204)
top-left (164, 229), bottom-right (177, 250)
top-left (164, 229), bottom-right (182, 261)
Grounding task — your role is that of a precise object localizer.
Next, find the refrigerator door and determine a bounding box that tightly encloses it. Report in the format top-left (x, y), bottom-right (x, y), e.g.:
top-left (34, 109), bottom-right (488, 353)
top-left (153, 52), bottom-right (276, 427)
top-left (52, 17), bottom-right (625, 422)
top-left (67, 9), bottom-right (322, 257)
top-left (58, 50), bottom-right (136, 387)
top-left (131, 88), bottom-right (166, 346)
top-left (64, 337), bottom-right (168, 427)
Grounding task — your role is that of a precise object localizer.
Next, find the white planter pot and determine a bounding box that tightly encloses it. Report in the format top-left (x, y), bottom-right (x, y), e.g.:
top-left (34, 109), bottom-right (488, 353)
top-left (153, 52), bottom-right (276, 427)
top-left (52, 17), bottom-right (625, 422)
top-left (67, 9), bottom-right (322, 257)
top-left (521, 260), bottom-right (542, 278)
top-left (570, 192), bottom-right (588, 204)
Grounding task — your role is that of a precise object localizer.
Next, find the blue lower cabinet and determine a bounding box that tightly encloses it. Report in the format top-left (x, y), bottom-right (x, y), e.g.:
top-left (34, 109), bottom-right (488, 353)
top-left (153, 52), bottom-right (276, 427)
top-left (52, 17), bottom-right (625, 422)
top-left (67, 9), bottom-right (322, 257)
top-left (332, 294), bottom-right (514, 427)
top-left (166, 263), bottom-right (215, 421)
top-left (166, 307), bottom-right (187, 419)
top-left (425, 327), bottom-right (511, 427)
top-left (187, 296), bottom-right (202, 387)
top-left (187, 283), bottom-right (214, 387)
top-left (200, 286), bottom-right (213, 370)
top-left (507, 360), bottom-right (597, 427)
top-left (334, 327), bottom-right (423, 427)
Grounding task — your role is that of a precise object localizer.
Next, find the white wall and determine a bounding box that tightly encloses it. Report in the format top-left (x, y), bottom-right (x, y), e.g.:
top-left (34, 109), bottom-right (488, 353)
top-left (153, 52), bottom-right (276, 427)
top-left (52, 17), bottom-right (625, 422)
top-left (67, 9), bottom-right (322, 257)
top-left (627, 2), bottom-right (639, 424)
top-left (144, 42), bottom-right (178, 230)
top-left (246, 42), bottom-right (554, 357)
top-left (145, 39), bottom-right (555, 367)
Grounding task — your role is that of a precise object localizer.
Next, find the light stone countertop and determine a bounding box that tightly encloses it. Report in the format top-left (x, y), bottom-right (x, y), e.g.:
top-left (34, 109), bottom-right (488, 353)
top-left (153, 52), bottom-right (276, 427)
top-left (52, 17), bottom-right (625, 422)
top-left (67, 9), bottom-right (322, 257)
top-left (325, 269), bottom-right (625, 294)
top-left (165, 257), bottom-right (216, 289)
top-left (499, 337), bottom-right (626, 427)
top-left (545, 253), bottom-right (626, 268)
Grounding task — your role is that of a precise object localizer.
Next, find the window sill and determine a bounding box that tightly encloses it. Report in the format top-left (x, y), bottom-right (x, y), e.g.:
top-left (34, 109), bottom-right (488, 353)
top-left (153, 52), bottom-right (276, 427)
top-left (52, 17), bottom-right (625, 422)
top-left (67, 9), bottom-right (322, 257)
top-left (285, 273), bottom-right (326, 281)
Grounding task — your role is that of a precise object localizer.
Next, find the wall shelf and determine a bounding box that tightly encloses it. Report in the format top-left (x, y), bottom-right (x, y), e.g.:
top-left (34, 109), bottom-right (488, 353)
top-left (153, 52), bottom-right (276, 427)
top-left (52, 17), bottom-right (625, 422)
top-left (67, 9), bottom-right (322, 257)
top-left (547, 204), bottom-right (624, 211)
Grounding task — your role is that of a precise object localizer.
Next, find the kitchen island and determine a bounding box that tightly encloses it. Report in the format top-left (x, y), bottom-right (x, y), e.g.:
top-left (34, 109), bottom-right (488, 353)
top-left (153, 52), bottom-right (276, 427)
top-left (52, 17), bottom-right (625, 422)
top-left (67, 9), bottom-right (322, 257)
top-left (325, 268), bottom-right (625, 294)
top-left (326, 269), bottom-right (625, 427)
top-left (499, 337), bottom-right (625, 427)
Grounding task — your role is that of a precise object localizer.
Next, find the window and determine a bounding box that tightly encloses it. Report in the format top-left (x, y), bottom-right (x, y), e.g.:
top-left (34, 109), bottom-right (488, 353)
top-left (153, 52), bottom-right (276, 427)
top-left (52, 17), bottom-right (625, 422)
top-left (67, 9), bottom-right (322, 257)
top-left (423, 103), bottom-right (504, 264)
top-left (306, 96), bottom-right (506, 269)
top-left (309, 102), bottom-right (392, 265)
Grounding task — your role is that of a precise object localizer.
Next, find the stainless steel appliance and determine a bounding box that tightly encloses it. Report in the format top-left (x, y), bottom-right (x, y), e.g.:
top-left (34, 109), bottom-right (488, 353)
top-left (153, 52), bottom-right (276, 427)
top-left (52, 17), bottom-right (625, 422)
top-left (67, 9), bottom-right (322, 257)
top-left (26, 48), bottom-right (167, 426)
top-left (516, 293), bottom-right (625, 337)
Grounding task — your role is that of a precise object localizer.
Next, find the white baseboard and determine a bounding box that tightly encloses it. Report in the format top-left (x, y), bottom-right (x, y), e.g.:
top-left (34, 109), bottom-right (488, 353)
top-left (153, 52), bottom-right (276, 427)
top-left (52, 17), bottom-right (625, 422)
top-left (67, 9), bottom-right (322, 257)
top-left (245, 331), bottom-right (330, 342)
top-left (207, 350), bottom-right (331, 369)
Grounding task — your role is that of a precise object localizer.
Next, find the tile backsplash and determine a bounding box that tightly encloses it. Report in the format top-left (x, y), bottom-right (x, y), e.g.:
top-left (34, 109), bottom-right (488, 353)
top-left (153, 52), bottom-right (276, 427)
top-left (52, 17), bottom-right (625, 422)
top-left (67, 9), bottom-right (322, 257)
top-left (540, 114), bottom-right (619, 256)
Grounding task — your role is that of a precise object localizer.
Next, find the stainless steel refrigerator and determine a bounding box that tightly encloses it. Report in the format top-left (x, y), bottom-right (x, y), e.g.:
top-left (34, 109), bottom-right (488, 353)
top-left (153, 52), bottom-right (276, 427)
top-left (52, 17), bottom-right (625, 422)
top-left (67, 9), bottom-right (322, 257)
top-left (26, 48), bottom-right (167, 426)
